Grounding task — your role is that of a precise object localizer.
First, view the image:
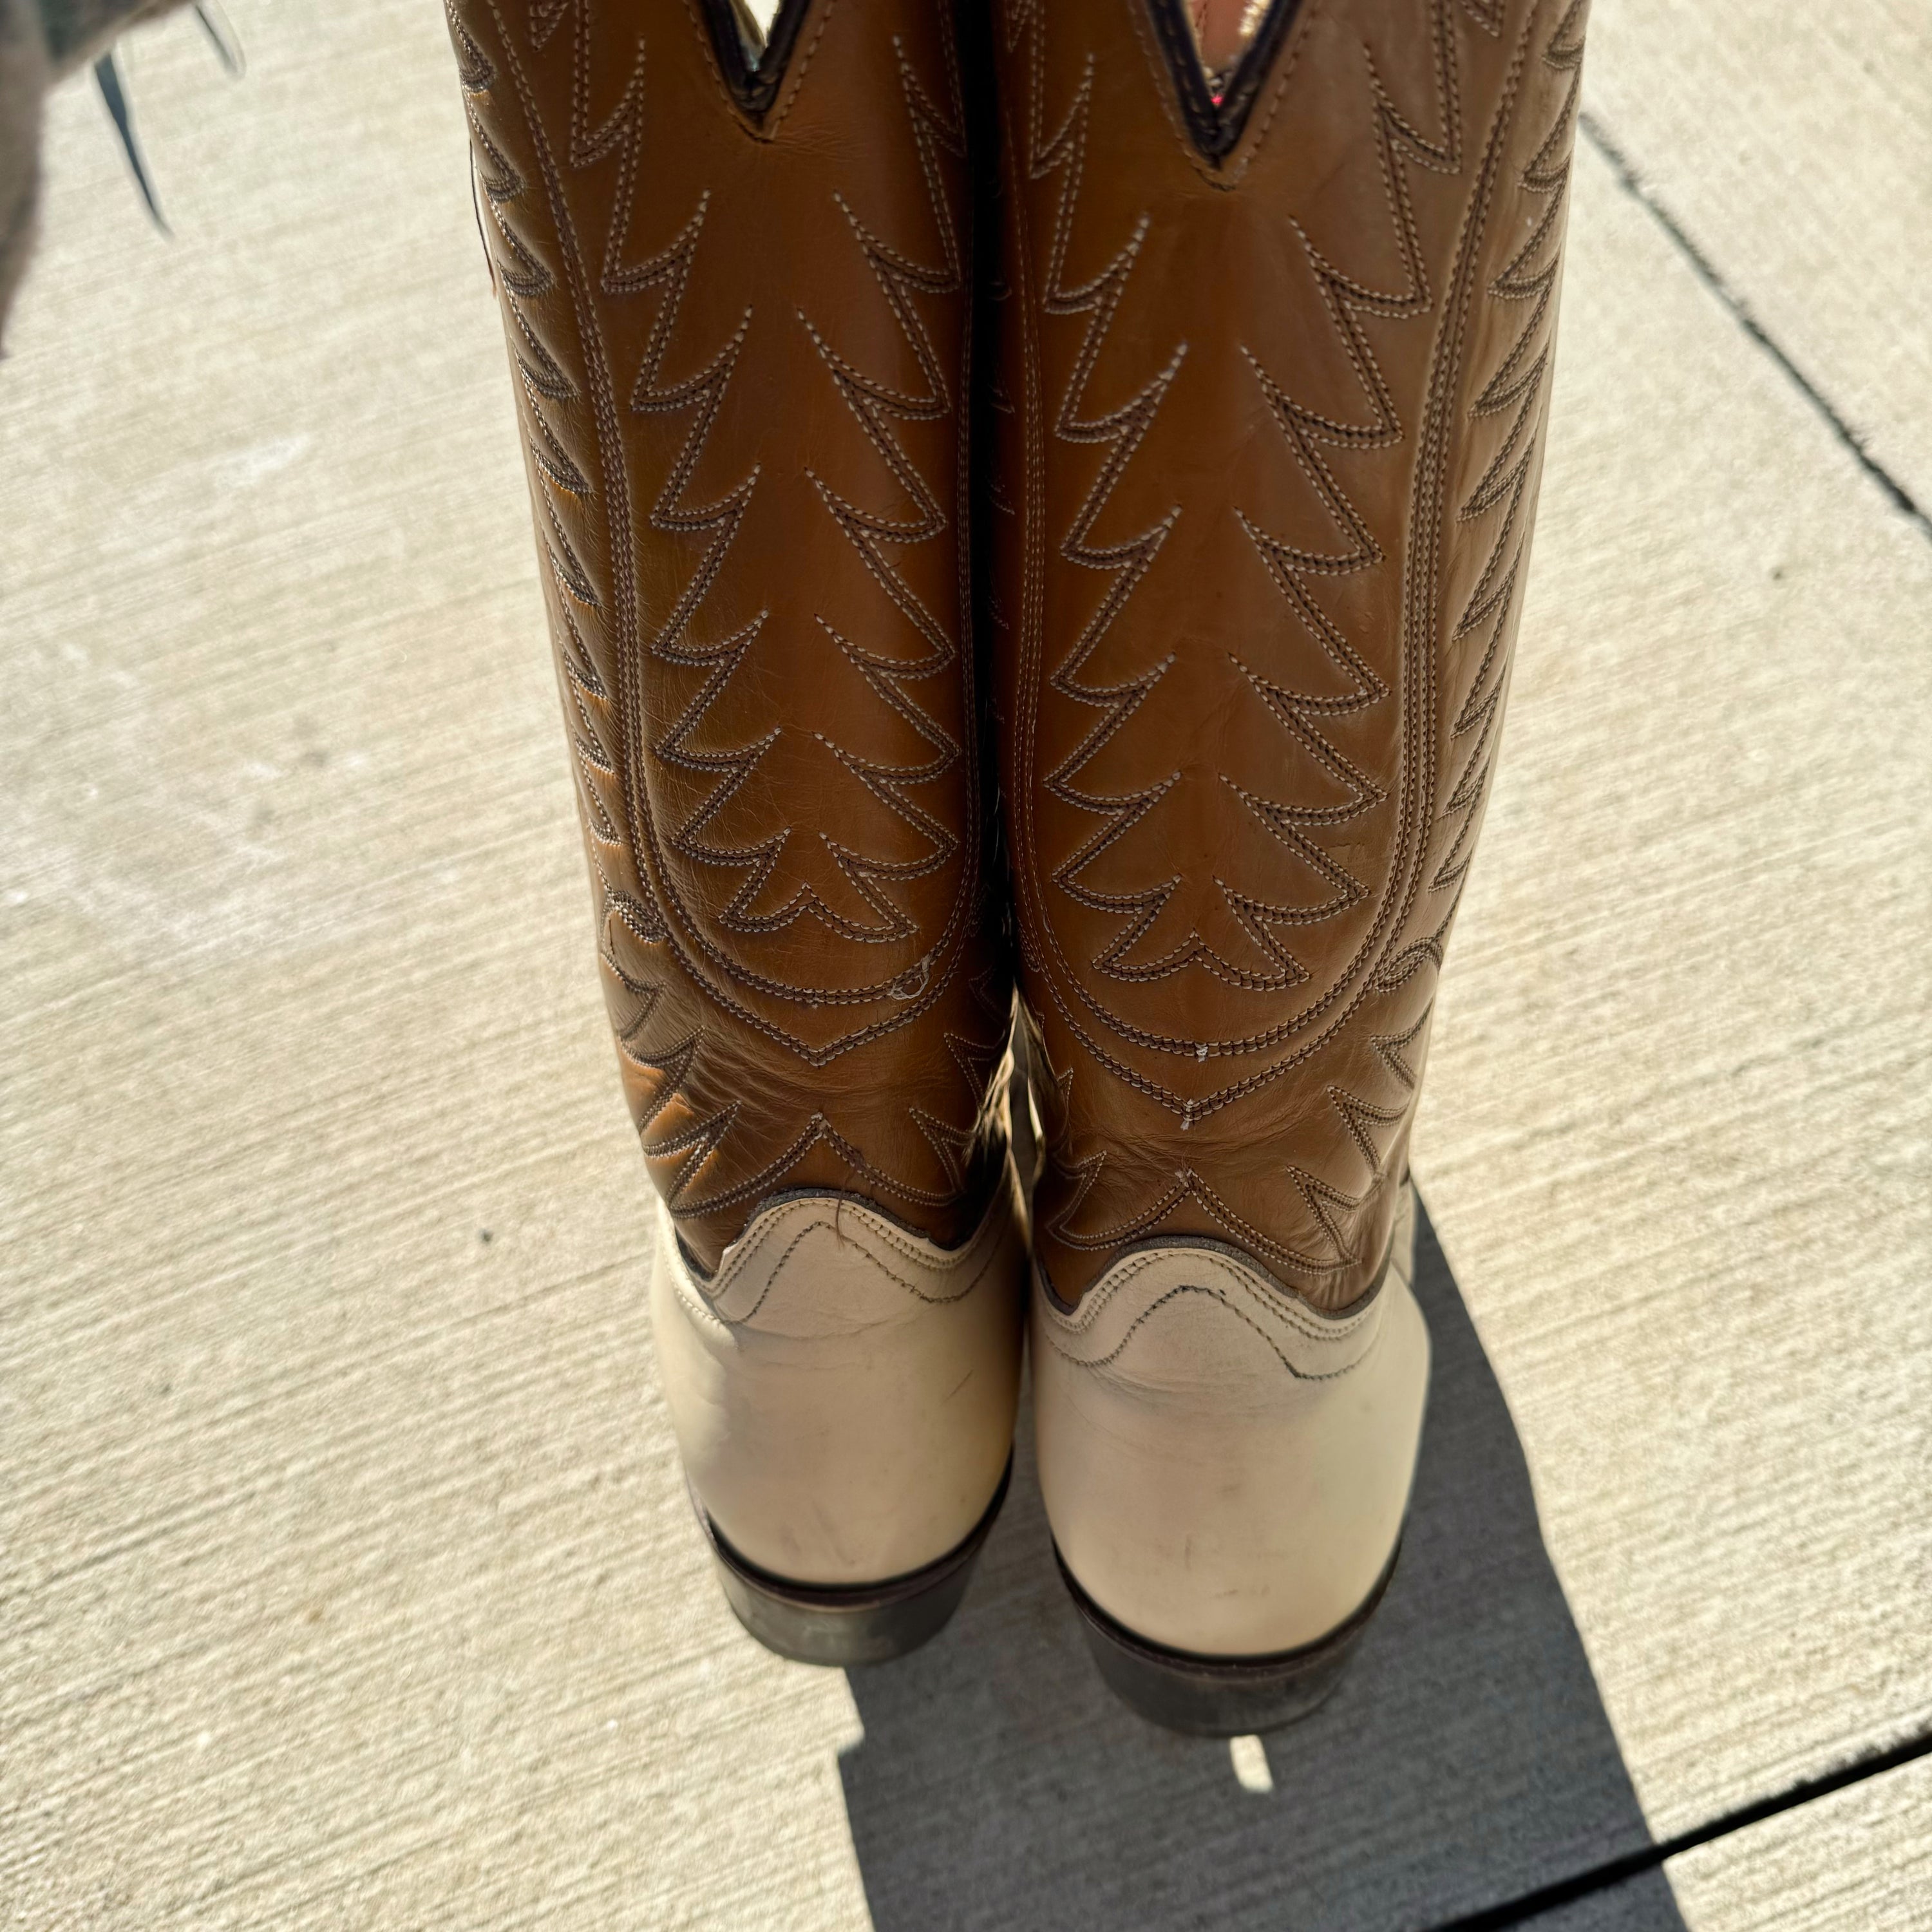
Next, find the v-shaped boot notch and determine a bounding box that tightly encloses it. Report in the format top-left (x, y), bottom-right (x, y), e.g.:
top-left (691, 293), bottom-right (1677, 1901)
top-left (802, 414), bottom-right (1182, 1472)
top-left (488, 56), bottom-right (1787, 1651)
top-left (1146, 0), bottom-right (1305, 162)
top-left (696, 0), bottom-right (813, 118)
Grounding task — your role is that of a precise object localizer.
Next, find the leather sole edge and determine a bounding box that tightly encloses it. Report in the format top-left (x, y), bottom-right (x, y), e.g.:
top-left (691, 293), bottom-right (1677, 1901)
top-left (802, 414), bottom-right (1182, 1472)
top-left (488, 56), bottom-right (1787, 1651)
top-left (1056, 1534), bottom-right (1403, 1736)
top-left (695, 1457), bottom-right (1012, 1668)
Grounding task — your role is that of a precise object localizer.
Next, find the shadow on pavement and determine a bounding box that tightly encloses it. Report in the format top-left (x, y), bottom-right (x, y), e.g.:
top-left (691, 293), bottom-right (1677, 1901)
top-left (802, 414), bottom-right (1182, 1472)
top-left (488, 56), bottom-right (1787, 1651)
top-left (837, 1202), bottom-right (1686, 1932)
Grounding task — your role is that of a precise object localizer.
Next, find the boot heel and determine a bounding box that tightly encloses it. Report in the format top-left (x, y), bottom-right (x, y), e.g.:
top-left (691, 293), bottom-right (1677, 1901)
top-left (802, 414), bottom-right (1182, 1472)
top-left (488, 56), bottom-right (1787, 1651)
top-left (696, 1459), bottom-right (1010, 1668)
top-left (1056, 1539), bottom-right (1400, 1736)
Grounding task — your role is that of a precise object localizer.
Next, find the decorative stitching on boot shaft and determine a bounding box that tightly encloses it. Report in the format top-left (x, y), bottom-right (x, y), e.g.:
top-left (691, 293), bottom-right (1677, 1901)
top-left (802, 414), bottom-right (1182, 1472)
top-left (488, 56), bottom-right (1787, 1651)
top-left (447, 0), bottom-right (1009, 1263)
top-left (991, 0), bottom-right (1586, 1303)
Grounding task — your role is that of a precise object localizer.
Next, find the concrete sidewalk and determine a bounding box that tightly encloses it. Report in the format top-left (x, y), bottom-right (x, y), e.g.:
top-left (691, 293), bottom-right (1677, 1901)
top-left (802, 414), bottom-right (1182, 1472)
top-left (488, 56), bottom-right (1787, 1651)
top-left (2, 1), bottom-right (1927, 1926)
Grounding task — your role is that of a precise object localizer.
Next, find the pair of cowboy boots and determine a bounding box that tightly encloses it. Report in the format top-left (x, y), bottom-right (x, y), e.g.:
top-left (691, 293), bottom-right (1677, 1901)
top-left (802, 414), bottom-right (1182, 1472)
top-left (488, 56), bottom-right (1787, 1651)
top-left (445, 0), bottom-right (1586, 1734)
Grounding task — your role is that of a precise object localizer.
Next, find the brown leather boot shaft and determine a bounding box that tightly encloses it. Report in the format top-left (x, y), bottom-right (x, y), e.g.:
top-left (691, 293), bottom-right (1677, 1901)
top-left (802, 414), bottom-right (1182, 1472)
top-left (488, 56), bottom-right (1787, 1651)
top-left (447, 0), bottom-right (1008, 1266)
top-left (990, 0), bottom-right (1587, 1307)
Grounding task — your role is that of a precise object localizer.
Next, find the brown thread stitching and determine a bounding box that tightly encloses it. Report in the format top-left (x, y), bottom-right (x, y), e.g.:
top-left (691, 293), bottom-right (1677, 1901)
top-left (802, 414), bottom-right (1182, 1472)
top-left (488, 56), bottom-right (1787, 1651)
top-left (504, 0), bottom-right (983, 1043)
top-left (737, 1212), bottom-right (1005, 1321)
top-left (1009, 0), bottom-right (1549, 1275)
top-left (1039, 1280), bottom-right (1378, 1382)
top-left (1042, 1244), bottom-right (1379, 1343)
top-left (1009, 0), bottom-right (1476, 1103)
top-left (470, 0), bottom-right (993, 1221)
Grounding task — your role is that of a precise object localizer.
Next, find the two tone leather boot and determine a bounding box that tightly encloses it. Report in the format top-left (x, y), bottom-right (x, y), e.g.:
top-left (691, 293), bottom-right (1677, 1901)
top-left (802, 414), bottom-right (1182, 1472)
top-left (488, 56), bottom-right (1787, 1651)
top-left (989, 0), bottom-right (1588, 1728)
top-left (445, 0), bottom-right (1024, 1663)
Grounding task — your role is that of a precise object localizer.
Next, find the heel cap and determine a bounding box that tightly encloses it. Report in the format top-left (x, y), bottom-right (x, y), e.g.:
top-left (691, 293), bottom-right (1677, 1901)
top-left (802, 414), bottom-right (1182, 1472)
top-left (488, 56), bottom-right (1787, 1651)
top-left (1057, 1537), bottom-right (1400, 1736)
top-left (697, 1458), bottom-right (1010, 1667)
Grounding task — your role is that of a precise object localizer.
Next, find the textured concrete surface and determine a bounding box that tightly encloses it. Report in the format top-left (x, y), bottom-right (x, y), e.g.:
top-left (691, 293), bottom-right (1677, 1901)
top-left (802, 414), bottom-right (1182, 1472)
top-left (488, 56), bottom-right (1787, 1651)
top-left (1412, 126), bottom-right (1932, 1838)
top-left (2, 9), bottom-right (873, 1928)
top-left (1585, 0), bottom-right (1932, 511)
top-left (1671, 1755), bottom-right (1932, 1932)
top-left (1, 1), bottom-right (1927, 1927)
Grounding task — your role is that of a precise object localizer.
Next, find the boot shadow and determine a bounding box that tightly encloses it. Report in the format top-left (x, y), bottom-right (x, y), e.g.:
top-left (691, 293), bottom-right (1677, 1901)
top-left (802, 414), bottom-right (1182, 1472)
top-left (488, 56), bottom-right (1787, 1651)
top-left (837, 1201), bottom-right (1687, 1931)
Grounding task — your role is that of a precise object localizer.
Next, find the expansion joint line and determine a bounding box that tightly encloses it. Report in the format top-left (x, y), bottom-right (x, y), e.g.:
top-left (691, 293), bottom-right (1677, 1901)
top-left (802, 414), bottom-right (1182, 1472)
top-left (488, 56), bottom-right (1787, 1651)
top-left (1577, 109), bottom-right (1931, 545)
top-left (1427, 1725), bottom-right (1932, 1931)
